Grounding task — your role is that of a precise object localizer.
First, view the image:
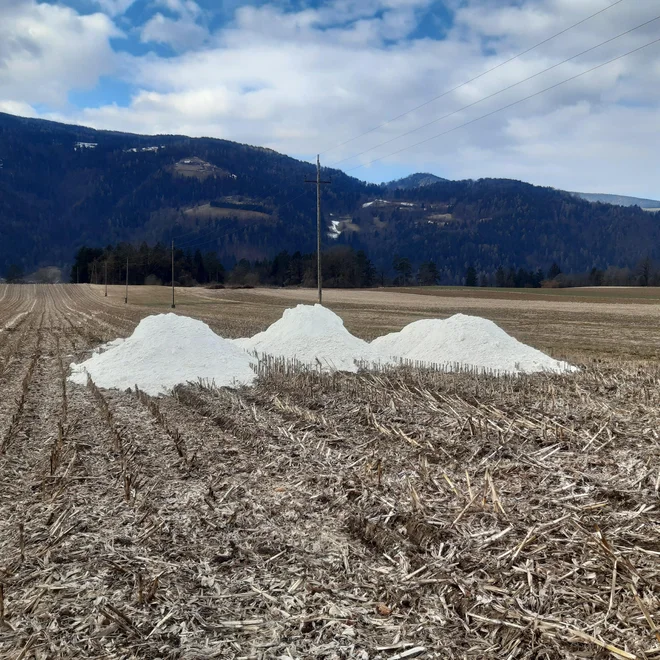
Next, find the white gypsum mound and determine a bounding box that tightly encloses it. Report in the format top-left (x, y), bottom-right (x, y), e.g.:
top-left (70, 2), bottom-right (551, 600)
top-left (233, 303), bottom-right (377, 372)
top-left (69, 313), bottom-right (256, 395)
top-left (371, 313), bottom-right (574, 374)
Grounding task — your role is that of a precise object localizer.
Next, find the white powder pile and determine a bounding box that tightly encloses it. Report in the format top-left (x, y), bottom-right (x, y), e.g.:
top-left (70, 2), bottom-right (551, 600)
top-left (69, 313), bottom-right (256, 395)
top-left (371, 313), bottom-right (575, 375)
top-left (233, 304), bottom-right (376, 372)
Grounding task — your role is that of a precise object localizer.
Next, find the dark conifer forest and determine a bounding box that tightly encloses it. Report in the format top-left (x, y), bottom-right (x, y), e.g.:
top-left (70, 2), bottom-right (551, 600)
top-left (2, 112), bottom-right (660, 284)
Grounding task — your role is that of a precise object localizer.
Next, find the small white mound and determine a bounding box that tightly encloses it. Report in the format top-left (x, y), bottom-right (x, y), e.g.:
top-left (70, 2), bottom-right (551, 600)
top-left (233, 304), bottom-right (376, 372)
top-left (69, 313), bottom-right (256, 395)
top-left (371, 313), bottom-right (575, 375)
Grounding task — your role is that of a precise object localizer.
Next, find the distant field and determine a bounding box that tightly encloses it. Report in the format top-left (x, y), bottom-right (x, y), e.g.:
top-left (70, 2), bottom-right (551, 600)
top-left (397, 285), bottom-right (660, 302)
top-left (91, 283), bottom-right (660, 362)
top-left (183, 203), bottom-right (270, 221)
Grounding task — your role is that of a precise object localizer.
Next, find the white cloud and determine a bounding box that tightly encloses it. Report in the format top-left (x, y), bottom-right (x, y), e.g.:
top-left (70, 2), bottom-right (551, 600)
top-left (155, 0), bottom-right (202, 18)
top-left (141, 0), bottom-right (208, 51)
top-left (92, 0), bottom-right (136, 17)
top-left (141, 13), bottom-right (209, 51)
top-left (0, 100), bottom-right (37, 117)
top-left (0, 0), bottom-right (120, 107)
top-left (4, 0), bottom-right (660, 197)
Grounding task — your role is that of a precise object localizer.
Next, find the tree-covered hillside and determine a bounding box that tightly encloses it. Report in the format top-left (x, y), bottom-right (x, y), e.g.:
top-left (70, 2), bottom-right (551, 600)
top-left (1, 112), bottom-right (659, 282)
top-left (0, 112), bottom-right (374, 273)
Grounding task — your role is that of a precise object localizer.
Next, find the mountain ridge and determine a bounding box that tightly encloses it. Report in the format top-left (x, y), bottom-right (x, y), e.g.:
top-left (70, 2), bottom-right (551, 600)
top-left (384, 172), bottom-right (448, 190)
top-left (1, 112), bottom-right (660, 282)
top-left (386, 171), bottom-right (660, 209)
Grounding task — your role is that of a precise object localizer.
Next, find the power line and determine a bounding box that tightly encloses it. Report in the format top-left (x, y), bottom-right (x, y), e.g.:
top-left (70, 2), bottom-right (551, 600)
top-left (319, 0), bottom-right (629, 157)
top-left (330, 13), bottom-right (660, 168)
top-left (343, 34), bottom-right (660, 174)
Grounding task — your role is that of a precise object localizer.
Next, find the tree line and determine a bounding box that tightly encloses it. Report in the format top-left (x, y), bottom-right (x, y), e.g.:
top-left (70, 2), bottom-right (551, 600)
top-left (462, 257), bottom-right (660, 288)
top-left (66, 243), bottom-right (378, 289)
top-left (5, 246), bottom-right (658, 290)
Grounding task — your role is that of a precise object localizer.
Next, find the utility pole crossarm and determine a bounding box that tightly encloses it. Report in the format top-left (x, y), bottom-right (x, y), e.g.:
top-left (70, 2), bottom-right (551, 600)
top-left (305, 154), bottom-right (331, 305)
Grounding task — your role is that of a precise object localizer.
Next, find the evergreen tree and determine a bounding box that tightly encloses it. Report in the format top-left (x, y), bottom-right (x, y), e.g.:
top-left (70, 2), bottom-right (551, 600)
top-left (589, 267), bottom-right (603, 286)
top-left (193, 249), bottom-right (207, 284)
top-left (5, 264), bottom-right (24, 283)
top-left (356, 250), bottom-right (376, 287)
top-left (393, 256), bottom-right (412, 286)
top-left (203, 251), bottom-right (225, 283)
top-left (70, 246), bottom-right (104, 283)
top-left (637, 257), bottom-right (652, 287)
top-left (270, 251), bottom-right (291, 286)
top-left (287, 251), bottom-right (304, 285)
top-left (505, 267), bottom-right (516, 288)
top-left (515, 268), bottom-right (530, 288)
top-left (548, 262), bottom-right (561, 280)
top-left (417, 261), bottom-right (440, 286)
top-left (495, 266), bottom-right (506, 288)
top-left (465, 265), bottom-right (477, 287)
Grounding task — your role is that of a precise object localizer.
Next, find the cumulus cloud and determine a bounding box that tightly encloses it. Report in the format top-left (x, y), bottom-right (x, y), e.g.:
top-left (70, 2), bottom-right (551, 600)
top-left (141, 13), bottom-right (209, 51)
top-left (0, 100), bottom-right (38, 117)
top-left (2, 0), bottom-right (660, 196)
top-left (92, 0), bottom-right (136, 17)
top-left (0, 0), bottom-right (121, 107)
top-left (140, 0), bottom-right (209, 51)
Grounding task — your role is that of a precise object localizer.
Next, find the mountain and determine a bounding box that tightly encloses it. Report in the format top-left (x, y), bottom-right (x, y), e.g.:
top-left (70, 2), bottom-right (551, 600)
top-left (1, 112), bottom-right (660, 282)
top-left (571, 192), bottom-right (660, 209)
top-left (389, 173), bottom-right (660, 210)
top-left (0, 112), bottom-right (374, 273)
top-left (385, 172), bottom-right (448, 190)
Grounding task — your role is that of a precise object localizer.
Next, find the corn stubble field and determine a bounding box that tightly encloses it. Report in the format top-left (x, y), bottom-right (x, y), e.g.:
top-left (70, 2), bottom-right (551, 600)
top-left (0, 283), bottom-right (658, 660)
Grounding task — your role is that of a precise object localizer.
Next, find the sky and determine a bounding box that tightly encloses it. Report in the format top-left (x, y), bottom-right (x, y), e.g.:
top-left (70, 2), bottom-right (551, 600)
top-left (1, 0), bottom-right (659, 197)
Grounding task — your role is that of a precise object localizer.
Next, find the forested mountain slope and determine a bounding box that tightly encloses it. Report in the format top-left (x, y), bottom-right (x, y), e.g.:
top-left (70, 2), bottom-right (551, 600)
top-left (1, 112), bottom-right (659, 280)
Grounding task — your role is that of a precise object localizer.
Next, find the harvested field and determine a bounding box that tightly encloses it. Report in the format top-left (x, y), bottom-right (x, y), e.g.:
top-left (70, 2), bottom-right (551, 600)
top-left (97, 283), bottom-right (660, 361)
top-left (0, 284), bottom-right (658, 659)
top-left (183, 204), bottom-right (271, 222)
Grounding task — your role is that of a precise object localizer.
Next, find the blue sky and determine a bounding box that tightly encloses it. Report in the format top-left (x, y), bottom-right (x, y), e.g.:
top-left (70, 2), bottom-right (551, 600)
top-left (1, 0), bottom-right (659, 195)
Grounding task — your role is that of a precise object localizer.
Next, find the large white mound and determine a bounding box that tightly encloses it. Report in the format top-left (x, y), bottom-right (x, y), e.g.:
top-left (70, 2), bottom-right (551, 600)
top-left (69, 313), bottom-right (256, 395)
top-left (233, 304), bottom-right (376, 372)
top-left (371, 313), bottom-right (574, 374)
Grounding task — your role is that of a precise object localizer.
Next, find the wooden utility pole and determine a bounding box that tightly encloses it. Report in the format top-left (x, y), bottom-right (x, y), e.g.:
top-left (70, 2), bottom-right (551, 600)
top-left (305, 155), bottom-right (331, 305)
top-left (104, 261), bottom-right (108, 297)
top-left (124, 257), bottom-right (128, 304)
top-left (171, 241), bottom-right (176, 309)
